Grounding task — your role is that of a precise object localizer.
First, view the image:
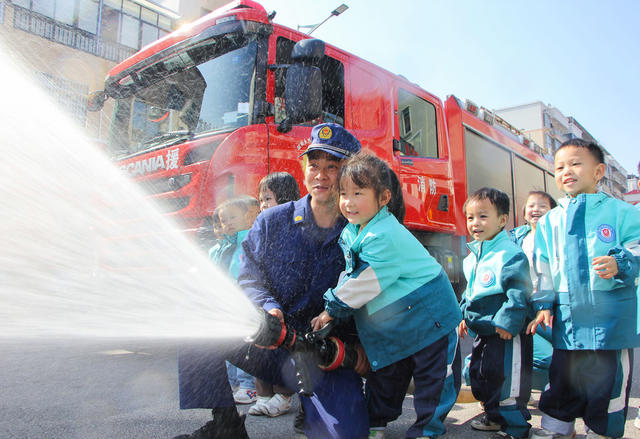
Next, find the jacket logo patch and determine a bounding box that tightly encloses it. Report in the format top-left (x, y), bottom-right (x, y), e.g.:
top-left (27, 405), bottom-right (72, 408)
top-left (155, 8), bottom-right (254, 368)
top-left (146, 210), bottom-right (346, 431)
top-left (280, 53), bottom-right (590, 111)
top-left (479, 270), bottom-right (496, 287)
top-left (294, 215), bottom-right (303, 223)
top-left (596, 224), bottom-right (616, 243)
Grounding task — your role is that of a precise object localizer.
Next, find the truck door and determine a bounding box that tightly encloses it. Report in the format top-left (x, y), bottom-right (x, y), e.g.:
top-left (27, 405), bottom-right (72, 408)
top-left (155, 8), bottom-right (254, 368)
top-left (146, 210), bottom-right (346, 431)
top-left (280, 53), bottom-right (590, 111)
top-left (266, 34), bottom-right (348, 190)
top-left (393, 88), bottom-right (455, 233)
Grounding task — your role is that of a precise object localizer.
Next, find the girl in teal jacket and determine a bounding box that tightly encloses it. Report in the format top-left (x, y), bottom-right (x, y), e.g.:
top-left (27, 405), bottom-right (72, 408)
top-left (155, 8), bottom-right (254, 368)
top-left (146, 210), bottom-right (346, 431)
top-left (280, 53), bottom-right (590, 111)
top-left (312, 154), bottom-right (461, 439)
top-left (508, 191), bottom-right (557, 391)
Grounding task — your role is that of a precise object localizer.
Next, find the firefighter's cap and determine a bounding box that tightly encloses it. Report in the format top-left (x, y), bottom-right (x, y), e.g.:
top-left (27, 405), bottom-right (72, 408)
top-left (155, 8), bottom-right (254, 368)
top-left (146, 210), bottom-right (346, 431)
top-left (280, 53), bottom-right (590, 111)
top-left (299, 123), bottom-right (361, 160)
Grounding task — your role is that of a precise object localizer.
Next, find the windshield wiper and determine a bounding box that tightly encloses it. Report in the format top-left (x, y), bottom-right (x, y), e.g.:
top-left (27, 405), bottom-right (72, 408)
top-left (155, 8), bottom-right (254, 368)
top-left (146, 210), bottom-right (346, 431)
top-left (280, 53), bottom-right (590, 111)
top-left (142, 130), bottom-right (194, 148)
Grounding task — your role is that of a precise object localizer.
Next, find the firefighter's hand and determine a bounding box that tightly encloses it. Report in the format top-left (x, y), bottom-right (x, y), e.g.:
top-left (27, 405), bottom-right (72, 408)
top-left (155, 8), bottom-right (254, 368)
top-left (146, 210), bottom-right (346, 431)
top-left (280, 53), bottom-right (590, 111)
top-left (268, 308), bottom-right (284, 323)
top-left (457, 320), bottom-right (468, 339)
top-left (353, 343), bottom-right (370, 376)
top-left (592, 255), bottom-right (618, 279)
top-left (255, 308), bottom-right (284, 350)
top-left (311, 310), bottom-right (333, 332)
top-left (527, 310), bottom-right (552, 335)
top-left (495, 327), bottom-right (513, 340)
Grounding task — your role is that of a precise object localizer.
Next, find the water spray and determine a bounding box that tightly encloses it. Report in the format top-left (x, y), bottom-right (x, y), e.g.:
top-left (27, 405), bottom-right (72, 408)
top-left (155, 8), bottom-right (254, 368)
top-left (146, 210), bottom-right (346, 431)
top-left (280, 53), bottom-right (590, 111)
top-left (0, 39), bottom-right (260, 342)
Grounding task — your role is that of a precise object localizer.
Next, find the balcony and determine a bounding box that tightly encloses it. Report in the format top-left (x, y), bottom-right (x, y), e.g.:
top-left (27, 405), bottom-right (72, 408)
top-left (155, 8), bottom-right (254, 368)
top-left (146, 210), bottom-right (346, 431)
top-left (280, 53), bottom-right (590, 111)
top-left (12, 5), bottom-right (136, 63)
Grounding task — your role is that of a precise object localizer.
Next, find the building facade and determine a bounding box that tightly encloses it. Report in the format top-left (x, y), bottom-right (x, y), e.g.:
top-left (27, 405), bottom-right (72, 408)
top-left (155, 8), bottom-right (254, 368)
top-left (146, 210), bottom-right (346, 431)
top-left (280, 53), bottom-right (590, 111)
top-left (495, 102), bottom-right (628, 199)
top-left (0, 0), bottom-right (226, 140)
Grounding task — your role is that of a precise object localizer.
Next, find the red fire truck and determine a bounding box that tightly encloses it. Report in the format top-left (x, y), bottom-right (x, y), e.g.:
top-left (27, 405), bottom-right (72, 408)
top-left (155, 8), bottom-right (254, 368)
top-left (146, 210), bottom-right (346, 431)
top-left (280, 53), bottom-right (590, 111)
top-left (89, 0), bottom-right (562, 293)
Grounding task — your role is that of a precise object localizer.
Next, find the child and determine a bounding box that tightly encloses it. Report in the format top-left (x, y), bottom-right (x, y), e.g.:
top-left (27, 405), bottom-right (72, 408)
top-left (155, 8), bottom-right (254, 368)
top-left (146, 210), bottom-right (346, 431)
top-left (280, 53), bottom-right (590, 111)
top-left (257, 172), bottom-right (300, 212)
top-left (209, 196), bottom-right (261, 404)
top-left (249, 172), bottom-right (301, 418)
top-left (312, 154), bottom-right (462, 439)
top-left (510, 191), bottom-right (557, 391)
top-left (459, 187), bottom-right (533, 439)
top-left (528, 139), bottom-right (640, 439)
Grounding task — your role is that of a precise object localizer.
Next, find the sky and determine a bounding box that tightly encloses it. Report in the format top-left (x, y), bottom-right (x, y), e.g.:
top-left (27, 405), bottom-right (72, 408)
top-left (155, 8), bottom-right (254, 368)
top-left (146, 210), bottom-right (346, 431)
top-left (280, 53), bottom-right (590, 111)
top-left (258, 0), bottom-right (640, 176)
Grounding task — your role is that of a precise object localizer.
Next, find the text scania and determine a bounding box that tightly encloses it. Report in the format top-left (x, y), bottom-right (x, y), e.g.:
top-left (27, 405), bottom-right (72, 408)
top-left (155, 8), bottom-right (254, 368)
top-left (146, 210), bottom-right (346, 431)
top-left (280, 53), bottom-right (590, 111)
top-left (121, 148), bottom-right (180, 177)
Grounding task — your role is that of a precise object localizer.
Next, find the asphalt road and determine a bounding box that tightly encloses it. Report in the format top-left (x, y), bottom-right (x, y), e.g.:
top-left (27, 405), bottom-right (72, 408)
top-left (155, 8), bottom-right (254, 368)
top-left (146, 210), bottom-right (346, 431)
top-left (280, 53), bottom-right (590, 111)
top-left (1, 339), bottom-right (639, 439)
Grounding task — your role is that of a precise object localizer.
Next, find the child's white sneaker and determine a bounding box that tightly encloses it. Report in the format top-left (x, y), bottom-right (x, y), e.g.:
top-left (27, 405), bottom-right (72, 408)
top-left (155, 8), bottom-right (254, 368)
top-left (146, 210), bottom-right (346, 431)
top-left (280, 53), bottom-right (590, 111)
top-left (368, 429), bottom-right (385, 438)
top-left (264, 393), bottom-right (292, 417)
top-left (529, 428), bottom-right (576, 439)
top-left (247, 396), bottom-right (270, 415)
top-left (470, 414), bottom-right (501, 431)
top-left (233, 388), bottom-right (257, 404)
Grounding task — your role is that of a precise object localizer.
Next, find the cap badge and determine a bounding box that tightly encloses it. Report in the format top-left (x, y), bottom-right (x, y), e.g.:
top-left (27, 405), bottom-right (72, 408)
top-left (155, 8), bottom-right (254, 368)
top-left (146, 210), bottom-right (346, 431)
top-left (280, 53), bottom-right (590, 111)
top-left (318, 126), bottom-right (333, 140)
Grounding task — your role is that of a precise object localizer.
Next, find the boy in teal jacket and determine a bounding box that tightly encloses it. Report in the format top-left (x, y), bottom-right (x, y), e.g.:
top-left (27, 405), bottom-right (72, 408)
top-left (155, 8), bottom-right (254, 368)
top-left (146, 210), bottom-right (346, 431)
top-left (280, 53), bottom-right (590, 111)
top-left (528, 140), bottom-right (640, 439)
top-left (459, 187), bottom-right (533, 439)
top-left (209, 196), bottom-right (261, 403)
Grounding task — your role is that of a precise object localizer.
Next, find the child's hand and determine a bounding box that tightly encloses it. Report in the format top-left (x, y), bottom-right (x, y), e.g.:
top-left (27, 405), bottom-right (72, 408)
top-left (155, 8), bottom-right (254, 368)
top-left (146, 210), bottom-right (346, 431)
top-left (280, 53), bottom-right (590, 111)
top-left (353, 344), bottom-right (370, 376)
top-left (527, 310), bottom-right (552, 335)
top-left (311, 310), bottom-right (333, 332)
top-left (457, 320), bottom-right (468, 339)
top-left (592, 255), bottom-right (618, 279)
top-left (495, 327), bottom-right (513, 340)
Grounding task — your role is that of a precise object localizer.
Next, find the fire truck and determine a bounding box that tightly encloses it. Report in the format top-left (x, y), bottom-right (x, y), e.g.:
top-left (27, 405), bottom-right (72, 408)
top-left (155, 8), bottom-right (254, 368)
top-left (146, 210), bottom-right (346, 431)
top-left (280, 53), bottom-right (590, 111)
top-left (88, 0), bottom-right (563, 293)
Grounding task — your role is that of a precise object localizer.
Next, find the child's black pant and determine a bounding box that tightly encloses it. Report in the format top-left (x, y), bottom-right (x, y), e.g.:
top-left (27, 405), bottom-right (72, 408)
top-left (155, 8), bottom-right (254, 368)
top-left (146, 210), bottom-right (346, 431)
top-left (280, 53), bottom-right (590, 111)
top-left (539, 348), bottom-right (633, 438)
top-left (470, 332), bottom-right (533, 438)
top-left (366, 330), bottom-right (460, 438)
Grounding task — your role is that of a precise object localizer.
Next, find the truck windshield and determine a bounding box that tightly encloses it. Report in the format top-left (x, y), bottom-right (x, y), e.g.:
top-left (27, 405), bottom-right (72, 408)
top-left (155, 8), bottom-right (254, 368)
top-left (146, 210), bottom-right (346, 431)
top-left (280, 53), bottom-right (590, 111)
top-left (108, 31), bottom-right (259, 157)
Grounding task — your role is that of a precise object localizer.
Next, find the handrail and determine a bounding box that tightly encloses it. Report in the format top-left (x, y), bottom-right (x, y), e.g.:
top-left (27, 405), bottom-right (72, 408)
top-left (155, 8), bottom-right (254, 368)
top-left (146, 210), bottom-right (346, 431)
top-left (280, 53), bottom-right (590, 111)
top-left (10, 4), bottom-right (136, 63)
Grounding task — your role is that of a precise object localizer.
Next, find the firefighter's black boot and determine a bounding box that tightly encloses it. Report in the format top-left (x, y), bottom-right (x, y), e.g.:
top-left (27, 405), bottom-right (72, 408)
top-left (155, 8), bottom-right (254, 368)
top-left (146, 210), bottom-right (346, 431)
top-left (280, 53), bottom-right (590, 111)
top-left (173, 407), bottom-right (249, 439)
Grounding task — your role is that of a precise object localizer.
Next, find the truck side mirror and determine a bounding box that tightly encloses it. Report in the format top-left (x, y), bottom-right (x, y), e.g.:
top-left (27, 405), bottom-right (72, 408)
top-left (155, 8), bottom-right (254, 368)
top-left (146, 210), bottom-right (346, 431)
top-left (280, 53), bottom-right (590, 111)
top-left (283, 64), bottom-right (322, 125)
top-left (279, 39), bottom-right (325, 131)
top-left (87, 91), bottom-right (107, 112)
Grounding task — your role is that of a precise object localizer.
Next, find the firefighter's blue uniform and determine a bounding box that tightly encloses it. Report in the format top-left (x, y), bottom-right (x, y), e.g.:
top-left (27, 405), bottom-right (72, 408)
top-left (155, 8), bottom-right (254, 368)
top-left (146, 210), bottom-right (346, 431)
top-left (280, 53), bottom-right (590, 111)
top-left (324, 206), bottom-right (461, 438)
top-left (532, 193), bottom-right (640, 438)
top-left (177, 195), bottom-right (368, 439)
top-left (461, 230), bottom-right (533, 438)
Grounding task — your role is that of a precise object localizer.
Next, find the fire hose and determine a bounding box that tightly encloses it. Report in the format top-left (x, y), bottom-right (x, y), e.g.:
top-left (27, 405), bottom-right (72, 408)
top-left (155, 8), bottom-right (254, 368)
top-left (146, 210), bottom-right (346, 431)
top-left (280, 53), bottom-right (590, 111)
top-left (246, 309), bottom-right (363, 396)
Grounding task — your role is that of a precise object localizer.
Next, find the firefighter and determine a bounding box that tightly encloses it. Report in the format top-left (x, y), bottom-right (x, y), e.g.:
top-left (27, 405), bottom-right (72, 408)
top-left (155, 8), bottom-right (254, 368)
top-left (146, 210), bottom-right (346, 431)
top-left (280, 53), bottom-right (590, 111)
top-left (173, 123), bottom-right (369, 439)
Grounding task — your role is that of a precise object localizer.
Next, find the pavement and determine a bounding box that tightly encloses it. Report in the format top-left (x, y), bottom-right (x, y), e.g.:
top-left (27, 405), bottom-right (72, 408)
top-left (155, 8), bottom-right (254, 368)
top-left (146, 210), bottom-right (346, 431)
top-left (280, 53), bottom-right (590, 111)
top-left (0, 339), bottom-right (639, 438)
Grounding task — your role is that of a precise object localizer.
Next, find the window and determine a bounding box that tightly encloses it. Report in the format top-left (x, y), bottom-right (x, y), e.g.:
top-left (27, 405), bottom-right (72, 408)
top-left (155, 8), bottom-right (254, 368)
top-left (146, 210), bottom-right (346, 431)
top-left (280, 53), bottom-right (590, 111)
top-left (16, 0), bottom-right (172, 46)
top-left (32, 0), bottom-right (55, 17)
top-left (100, 4), bottom-right (119, 41)
top-left (397, 89), bottom-right (438, 158)
top-left (122, 0), bottom-right (139, 17)
top-left (140, 7), bottom-right (157, 24)
top-left (158, 14), bottom-right (171, 30)
top-left (77, 0), bottom-right (98, 33)
top-left (141, 21), bottom-right (158, 47)
top-left (120, 13), bottom-right (140, 48)
top-left (274, 37), bottom-right (345, 125)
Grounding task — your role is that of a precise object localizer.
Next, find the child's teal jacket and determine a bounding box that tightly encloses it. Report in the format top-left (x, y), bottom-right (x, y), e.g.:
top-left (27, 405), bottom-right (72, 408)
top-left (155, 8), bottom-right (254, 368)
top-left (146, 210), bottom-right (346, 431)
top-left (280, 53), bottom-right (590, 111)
top-left (323, 206), bottom-right (461, 371)
top-left (208, 229), bottom-right (249, 280)
top-left (533, 192), bottom-right (640, 350)
top-left (461, 230), bottom-right (532, 337)
top-left (509, 224), bottom-right (532, 247)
